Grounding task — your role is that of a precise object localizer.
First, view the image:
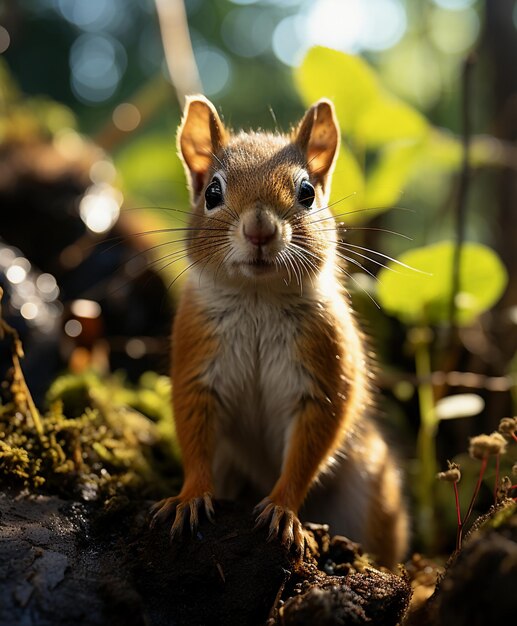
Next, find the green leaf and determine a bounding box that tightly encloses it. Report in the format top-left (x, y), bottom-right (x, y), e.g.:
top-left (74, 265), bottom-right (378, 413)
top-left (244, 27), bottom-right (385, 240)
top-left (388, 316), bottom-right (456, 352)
top-left (115, 133), bottom-right (188, 206)
top-left (295, 47), bottom-right (428, 149)
top-left (355, 95), bottom-right (429, 148)
top-left (294, 46), bottom-right (379, 135)
top-left (365, 140), bottom-right (421, 212)
top-left (377, 241), bottom-right (508, 326)
top-left (329, 144), bottom-right (366, 223)
top-left (412, 130), bottom-right (461, 172)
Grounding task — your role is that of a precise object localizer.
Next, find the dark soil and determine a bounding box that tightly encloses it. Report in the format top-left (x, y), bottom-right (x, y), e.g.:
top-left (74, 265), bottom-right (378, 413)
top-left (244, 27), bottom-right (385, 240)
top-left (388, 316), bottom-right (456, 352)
top-left (0, 492), bottom-right (411, 626)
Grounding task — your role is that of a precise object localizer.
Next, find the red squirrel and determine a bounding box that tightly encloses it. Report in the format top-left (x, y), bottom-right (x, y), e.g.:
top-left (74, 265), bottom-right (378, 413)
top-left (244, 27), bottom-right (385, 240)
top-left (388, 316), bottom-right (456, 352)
top-left (150, 96), bottom-right (409, 569)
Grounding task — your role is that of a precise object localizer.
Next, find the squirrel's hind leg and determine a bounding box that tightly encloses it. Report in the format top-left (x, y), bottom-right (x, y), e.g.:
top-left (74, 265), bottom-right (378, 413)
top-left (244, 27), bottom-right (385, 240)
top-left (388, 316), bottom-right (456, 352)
top-left (301, 428), bottom-right (409, 570)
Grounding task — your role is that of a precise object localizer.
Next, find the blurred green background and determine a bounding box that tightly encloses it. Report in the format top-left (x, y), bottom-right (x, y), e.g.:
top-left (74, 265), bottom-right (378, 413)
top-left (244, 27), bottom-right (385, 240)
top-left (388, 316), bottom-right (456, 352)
top-left (1, 0), bottom-right (517, 553)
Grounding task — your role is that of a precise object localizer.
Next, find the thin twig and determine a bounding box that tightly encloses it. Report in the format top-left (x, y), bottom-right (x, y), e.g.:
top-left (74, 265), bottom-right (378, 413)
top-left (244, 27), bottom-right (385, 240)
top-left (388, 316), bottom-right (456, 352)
top-left (154, 0), bottom-right (203, 108)
top-left (494, 452), bottom-right (500, 504)
top-left (453, 481), bottom-right (462, 552)
top-left (450, 52), bottom-right (476, 327)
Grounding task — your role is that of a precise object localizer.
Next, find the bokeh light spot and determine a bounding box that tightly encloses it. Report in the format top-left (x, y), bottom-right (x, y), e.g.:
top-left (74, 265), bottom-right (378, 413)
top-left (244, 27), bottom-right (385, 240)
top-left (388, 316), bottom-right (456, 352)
top-left (79, 184), bottom-right (122, 234)
top-left (112, 103), bottom-right (141, 132)
top-left (6, 265), bottom-right (27, 285)
top-left (306, 0), bottom-right (365, 53)
top-left (301, 0), bottom-right (406, 55)
top-left (0, 248), bottom-right (15, 268)
top-left (429, 6), bottom-right (480, 54)
top-left (194, 46), bottom-right (231, 96)
top-left (6, 258), bottom-right (30, 285)
top-left (361, 0), bottom-right (407, 51)
top-left (36, 274), bottom-right (60, 302)
top-left (126, 338), bottom-right (146, 359)
top-left (65, 319), bottom-right (83, 338)
top-left (272, 16), bottom-right (305, 66)
top-left (0, 26), bottom-right (10, 54)
top-left (70, 33), bottom-right (126, 103)
top-left (20, 302), bottom-right (39, 321)
top-left (36, 273), bottom-right (57, 294)
top-left (57, 0), bottom-right (124, 31)
top-left (90, 160), bottom-right (117, 185)
top-left (70, 299), bottom-right (102, 319)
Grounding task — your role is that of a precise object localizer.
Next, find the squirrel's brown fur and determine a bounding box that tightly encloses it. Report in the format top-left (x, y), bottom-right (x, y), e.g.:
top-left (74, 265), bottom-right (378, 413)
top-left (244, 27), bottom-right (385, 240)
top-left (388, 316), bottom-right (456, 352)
top-left (150, 96), bottom-right (409, 569)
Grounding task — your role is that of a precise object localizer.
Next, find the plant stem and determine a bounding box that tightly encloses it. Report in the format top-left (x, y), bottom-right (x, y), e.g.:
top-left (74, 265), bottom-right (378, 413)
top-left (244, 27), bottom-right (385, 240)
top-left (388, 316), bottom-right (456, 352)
top-left (463, 456), bottom-right (488, 530)
top-left (450, 53), bottom-right (475, 327)
top-left (453, 481), bottom-right (462, 552)
top-left (494, 453), bottom-right (500, 503)
top-left (415, 329), bottom-right (438, 549)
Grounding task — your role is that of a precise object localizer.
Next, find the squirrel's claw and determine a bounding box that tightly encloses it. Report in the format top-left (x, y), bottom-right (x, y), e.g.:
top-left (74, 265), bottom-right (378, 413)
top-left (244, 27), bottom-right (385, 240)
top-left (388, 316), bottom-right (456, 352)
top-left (254, 498), bottom-right (305, 556)
top-left (150, 492), bottom-right (214, 539)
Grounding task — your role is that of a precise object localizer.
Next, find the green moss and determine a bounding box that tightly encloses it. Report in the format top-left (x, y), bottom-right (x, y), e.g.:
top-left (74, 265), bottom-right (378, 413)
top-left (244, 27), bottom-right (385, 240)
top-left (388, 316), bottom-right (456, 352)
top-left (0, 291), bottom-right (181, 500)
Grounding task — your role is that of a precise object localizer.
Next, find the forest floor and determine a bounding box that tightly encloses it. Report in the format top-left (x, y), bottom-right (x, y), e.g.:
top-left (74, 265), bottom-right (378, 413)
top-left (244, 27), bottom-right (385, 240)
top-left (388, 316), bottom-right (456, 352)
top-left (1, 487), bottom-right (516, 626)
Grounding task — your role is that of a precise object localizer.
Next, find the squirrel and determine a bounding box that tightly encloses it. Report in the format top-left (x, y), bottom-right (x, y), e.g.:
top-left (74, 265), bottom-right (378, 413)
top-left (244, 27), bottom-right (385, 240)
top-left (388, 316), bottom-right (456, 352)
top-left (150, 95), bottom-right (409, 569)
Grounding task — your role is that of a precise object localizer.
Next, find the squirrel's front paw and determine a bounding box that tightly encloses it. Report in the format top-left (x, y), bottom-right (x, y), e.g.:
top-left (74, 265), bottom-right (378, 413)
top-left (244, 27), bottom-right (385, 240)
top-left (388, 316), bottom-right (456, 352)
top-left (254, 498), bottom-right (305, 555)
top-left (149, 492), bottom-right (214, 539)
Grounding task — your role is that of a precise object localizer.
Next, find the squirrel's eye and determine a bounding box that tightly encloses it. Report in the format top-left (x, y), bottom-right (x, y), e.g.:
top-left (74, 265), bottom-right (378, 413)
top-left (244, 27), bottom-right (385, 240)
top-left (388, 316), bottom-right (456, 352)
top-left (205, 178), bottom-right (223, 210)
top-left (297, 180), bottom-right (315, 209)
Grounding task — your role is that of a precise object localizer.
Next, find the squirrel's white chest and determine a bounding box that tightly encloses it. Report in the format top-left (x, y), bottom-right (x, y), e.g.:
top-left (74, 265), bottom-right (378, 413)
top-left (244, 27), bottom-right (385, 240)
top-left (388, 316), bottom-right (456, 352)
top-left (199, 288), bottom-right (311, 488)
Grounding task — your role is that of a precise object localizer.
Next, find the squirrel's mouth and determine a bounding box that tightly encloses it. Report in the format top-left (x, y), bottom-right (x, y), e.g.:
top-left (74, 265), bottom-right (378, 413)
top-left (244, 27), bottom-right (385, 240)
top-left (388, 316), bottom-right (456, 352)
top-left (247, 258), bottom-right (274, 268)
top-left (234, 257), bottom-right (276, 276)
top-left (246, 258), bottom-right (275, 274)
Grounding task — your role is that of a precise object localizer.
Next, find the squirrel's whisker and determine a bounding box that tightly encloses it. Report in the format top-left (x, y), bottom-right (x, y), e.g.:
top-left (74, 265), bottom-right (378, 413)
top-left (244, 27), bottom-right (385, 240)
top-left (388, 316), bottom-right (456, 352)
top-left (150, 238), bottom-right (231, 270)
top-left (324, 225), bottom-right (412, 240)
top-left (288, 244), bottom-right (318, 288)
top-left (333, 243), bottom-right (400, 274)
top-left (118, 234), bottom-right (229, 271)
top-left (309, 204), bottom-right (414, 226)
top-left (337, 265), bottom-right (381, 309)
top-left (166, 257), bottom-right (206, 292)
top-left (338, 242), bottom-right (429, 274)
top-left (334, 251), bottom-right (380, 281)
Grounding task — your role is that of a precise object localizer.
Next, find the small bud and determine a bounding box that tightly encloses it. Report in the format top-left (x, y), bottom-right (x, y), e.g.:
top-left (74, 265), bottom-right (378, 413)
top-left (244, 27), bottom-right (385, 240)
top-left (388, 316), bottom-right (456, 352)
top-left (498, 417), bottom-right (517, 437)
top-left (512, 462), bottom-right (517, 477)
top-left (497, 475), bottom-right (513, 500)
top-left (468, 432), bottom-right (507, 460)
top-left (437, 460), bottom-right (461, 483)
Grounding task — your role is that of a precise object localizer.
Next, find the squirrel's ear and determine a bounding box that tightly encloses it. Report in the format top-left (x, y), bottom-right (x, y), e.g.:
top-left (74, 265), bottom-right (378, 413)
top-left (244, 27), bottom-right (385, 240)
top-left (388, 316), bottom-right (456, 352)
top-left (293, 99), bottom-right (340, 190)
top-left (178, 95), bottom-right (227, 199)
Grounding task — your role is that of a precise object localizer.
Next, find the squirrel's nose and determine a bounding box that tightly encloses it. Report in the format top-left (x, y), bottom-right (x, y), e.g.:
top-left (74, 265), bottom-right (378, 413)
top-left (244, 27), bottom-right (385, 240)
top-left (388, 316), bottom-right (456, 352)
top-left (243, 221), bottom-right (277, 247)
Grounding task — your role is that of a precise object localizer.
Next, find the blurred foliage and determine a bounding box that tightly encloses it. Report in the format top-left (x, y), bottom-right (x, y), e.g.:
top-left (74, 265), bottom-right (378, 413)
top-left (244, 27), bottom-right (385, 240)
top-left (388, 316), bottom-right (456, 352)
top-left (115, 133), bottom-right (188, 207)
top-left (295, 46), bottom-right (429, 146)
top-left (0, 294), bottom-right (181, 500)
top-left (377, 241), bottom-right (508, 327)
top-left (0, 58), bottom-right (77, 144)
top-left (295, 46), bottom-right (514, 223)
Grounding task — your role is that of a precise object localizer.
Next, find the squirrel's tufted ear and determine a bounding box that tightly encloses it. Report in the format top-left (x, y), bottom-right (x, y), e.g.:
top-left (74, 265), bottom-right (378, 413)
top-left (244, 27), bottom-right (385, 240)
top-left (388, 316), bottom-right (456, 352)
top-left (293, 99), bottom-right (340, 191)
top-left (178, 95), bottom-right (227, 200)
